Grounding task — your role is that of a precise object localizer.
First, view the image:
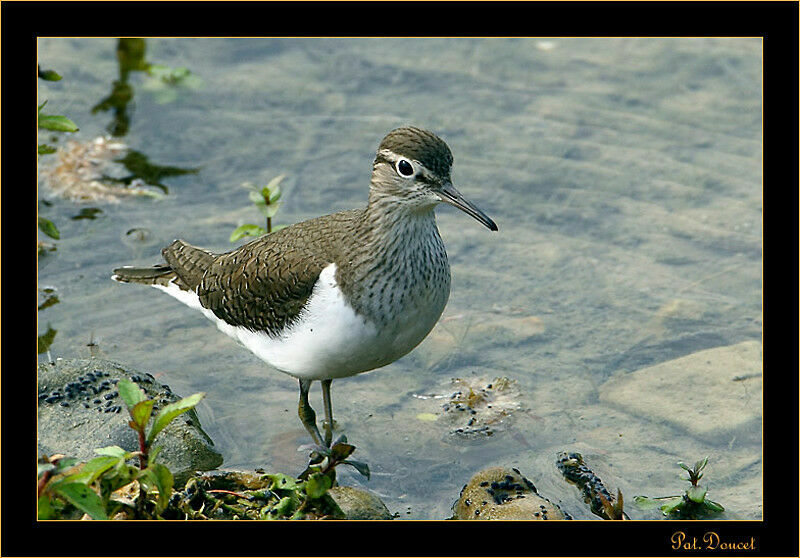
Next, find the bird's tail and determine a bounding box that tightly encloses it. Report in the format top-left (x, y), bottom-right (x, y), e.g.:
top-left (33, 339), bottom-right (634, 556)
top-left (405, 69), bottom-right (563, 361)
top-left (111, 264), bottom-right (178, 287)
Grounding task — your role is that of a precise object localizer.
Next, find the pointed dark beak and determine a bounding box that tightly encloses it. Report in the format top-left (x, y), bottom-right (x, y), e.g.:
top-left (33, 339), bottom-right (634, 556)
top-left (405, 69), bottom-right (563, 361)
top-left (438, 182), bottom-right (498, 231)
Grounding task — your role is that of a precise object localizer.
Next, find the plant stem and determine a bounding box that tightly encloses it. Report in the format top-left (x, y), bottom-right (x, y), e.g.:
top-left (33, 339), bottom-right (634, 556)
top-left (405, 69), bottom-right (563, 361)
top-left (137, 429), bottom-right (148, 469)
top-left (264, 190), bottom-right (272, 233)
top-left (37, 471), bottom-right (52, 498)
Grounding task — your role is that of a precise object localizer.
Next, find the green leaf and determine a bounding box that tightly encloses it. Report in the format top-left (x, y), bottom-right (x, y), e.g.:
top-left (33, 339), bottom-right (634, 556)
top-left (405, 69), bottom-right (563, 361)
top-left (266, 185), bottom-right (281, 203)
top-left (687, 485), bottom-right (707, 504)
top-left (148, 445), bottom-right (163, 466)
top-left (249, 190), bottom-right (266, 205)
top-left (257, 201), bottom-right (281, 219)
top-left (694, 456), bottom-right (709, 472)
top-left (267, 473), bottom-right (299, 492)
top-left (304, 472), bottom-right (333, 499)
top-left (94, 446), bottom-right (130, 458)
top-left (65, 455), bottom-right (120, 484)
top-left (38, 144), bottom-right (57, 155)
top-left (117, 379), bottom-right (147, 409)
top-left (102, 460), bottom-right (137, 492)
top-left (131, 399), bottom-right (155, 430)
top-left (230, 224), bottom-right (266, 242)
top-left (248, 190), bottom-right (267, 205)
top-left (38, 114), bottom-right (79, 132)
top-left (659, 496), bottom-right (684, 515)
top-left (704, 499), bottom-right (724, 512)
top-left (52, 482), bottom-right (108, 519)
top-left (55, 457), bottom-right (79, 472)
top-left (677, 461), bottom-right (691, 471)
top-left (265, 174), bottom-right (285, 191)
top-left (272, 496), bottom-right (296, 516)
top-left (633, 495), bottom-right (662, 510)
top-left (146, 392), bottom-right (204, 445)
top-left (330, 441), bottom-right (355, 461)
top-left (139, 463), bottom-right (173, 513)
top-left (38, 67), bottom-right (62, 81)
top-left (38, 100), bottom-right (48, 113)
top-left (38, 217), bottom-right (60, 239)
top-left (341, 459), bottom-right (370, 479)
top-left (38, 494), bottom-right (58, 519)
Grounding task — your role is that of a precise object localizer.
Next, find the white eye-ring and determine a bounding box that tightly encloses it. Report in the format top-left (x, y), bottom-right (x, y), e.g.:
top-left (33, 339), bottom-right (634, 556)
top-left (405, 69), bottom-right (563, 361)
top-left (395, 158), bottom-right (415, 177)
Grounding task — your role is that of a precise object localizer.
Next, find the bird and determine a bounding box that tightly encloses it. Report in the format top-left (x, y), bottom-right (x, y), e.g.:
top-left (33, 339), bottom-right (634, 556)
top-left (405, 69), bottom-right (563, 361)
top-left (112, 126), bottom-right (498, 452)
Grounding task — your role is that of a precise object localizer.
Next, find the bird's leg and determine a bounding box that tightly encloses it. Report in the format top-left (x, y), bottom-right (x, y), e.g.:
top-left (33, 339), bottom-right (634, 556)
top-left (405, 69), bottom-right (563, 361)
top-left (321, 379), bottom-right (334, 447)
top-left (298, 379), bottom-right (324, 446)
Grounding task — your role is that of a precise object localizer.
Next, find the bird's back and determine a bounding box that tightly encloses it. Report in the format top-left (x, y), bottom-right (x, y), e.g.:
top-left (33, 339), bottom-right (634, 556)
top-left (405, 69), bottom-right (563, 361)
top-left (114, 208), bottom-right (366, 337)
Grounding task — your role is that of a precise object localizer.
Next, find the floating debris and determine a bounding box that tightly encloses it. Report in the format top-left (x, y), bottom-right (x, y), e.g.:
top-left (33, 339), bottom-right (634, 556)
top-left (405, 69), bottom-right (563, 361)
top-left (38, 136), bottom-right (160, 203)
top-left (439, 376), bottom-right (523, 440)
top-left (38, 287), bottom-right (60, 311)
top-left (71, 207), bottom-right (104, 220)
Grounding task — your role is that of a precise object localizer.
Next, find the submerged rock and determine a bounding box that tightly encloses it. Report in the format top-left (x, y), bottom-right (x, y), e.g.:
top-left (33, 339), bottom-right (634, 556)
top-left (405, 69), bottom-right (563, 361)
top-left (328, 486), bottom-right (394, 520)
top-left (453, 467), bottom-right (569, 520)
top-left (38, 358), bottom-right (222, 486)
top-left (599, 341), bottom-right (762, 443)
top-left (414, 310), bottom-right (546, 370)
top-left (440, 376), bottom-right (524, 440)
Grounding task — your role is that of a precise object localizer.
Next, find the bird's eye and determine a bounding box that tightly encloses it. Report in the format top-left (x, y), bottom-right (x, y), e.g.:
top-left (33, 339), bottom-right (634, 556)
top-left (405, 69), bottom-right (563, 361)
top-left (395, 159), bottom-right (414, 177)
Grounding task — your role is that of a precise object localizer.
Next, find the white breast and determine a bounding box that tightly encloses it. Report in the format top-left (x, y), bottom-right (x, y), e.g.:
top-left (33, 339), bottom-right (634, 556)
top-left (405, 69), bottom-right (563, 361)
top-left (154, 263), bottom-right (401, 381)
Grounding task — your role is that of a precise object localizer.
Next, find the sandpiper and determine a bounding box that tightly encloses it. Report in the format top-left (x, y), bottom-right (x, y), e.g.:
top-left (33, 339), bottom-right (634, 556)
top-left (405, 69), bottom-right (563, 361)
top-left (112, 126), bottom-right (497, 450)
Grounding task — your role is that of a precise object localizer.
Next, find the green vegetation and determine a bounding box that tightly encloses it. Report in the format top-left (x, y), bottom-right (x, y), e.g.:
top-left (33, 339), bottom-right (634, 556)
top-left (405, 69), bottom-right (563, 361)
top-left (168, 435), bottom-right (367, 519)
top-left (37, 380), bottom-right (205, 519)
top-left (38, 216), bottom-right (60, 241)
top-left (37, 378), bottom-right (363, 520)
top-left (38, 67), bottom-right (79, 155)
top-left (230, 175), bottom-right (288, 242)
top-left (634, 457), bottom-right (725, 519)
top-left (38, 64), bottom-right (79, 252)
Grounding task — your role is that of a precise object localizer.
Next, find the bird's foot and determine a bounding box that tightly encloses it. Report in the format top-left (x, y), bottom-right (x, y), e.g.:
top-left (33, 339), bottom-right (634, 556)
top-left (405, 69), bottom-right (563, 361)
top-left (299, 434), bottom-right (370, 481)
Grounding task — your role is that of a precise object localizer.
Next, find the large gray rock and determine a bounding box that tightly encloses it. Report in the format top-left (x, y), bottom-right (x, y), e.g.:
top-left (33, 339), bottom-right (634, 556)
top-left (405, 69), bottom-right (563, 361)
top-left (38, 358), bottom-right (223, 486)
top-left (599, 341), bottom-right (762, 443)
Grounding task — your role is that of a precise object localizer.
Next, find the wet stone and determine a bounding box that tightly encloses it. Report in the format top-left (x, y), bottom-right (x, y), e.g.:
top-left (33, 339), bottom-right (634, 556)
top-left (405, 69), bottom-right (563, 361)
top-left (328, 486), bottom-right (394, 520)
top-left (453, 467), bottom-right (569, 520)
top-left (38, 358), bottom-right (223, 486)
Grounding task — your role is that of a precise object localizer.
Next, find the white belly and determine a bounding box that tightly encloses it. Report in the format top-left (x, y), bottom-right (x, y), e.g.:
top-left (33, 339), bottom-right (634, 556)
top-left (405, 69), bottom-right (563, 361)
top-left (153, 263), bottom-right (439, 381)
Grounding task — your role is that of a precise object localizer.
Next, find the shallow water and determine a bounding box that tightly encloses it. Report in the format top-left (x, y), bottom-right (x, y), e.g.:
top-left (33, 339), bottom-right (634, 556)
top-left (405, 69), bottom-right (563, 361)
top-left (38, 38), bottom-right (762, 520)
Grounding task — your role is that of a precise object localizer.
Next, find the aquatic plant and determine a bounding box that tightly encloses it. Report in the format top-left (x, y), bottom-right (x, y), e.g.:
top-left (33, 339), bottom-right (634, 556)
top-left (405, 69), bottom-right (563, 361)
top-left (634, 456), bottom-right (725, 519)
top-left (167, 468), bottom-right (349, 520)
top-left (230, 175), bottom-right (288, 241)
top-left (38, 65), bottom-right (78, 253)
top-left (37, 380), bottom-right (205, 519)
top-left (38, 66), bottom-right (79, 155)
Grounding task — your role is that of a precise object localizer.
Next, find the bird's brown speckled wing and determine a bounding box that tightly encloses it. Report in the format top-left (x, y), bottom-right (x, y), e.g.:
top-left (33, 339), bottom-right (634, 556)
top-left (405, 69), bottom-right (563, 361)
top-left (163, 209), bottom-right (364, 336)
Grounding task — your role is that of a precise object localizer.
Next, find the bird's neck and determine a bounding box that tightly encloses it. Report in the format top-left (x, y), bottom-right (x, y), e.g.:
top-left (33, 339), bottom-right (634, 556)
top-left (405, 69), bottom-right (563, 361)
top-left (336, 191), bottom-right (450, 324)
